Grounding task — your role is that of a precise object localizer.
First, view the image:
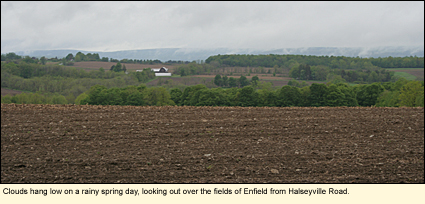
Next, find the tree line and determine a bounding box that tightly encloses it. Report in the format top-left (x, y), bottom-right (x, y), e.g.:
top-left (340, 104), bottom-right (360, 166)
top-left (213, 75), bottom-right (256, 88)
top-left (1, 52), bottom-right (176, 65)
top-left (289, 64), bottom-right (394, 83)
top-left (205, 54), bottom-right (424, 69)
top-left (82, 79), bottom-right (424, 107)
top-left (3, 52), bottom-right (424, 70)
top-left (1, 92), bottom-right (68, 105)
top-left (4, 79), bottom-right (422, 108)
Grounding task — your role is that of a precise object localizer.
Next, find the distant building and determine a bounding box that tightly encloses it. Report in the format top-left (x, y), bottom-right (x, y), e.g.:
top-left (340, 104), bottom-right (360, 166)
top-left (136, 67), bottom-right (171, 76)
top-left (152, 67), bottom-right (171, 76)
top-left (151, 67), bottom-right (168, 73)
top-left (155, 73), bottom-right (172, 76)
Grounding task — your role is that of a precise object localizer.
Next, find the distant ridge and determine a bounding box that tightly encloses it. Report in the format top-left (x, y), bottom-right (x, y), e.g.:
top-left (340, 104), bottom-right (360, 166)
top-left (7, 46), bottom-right (424, 62)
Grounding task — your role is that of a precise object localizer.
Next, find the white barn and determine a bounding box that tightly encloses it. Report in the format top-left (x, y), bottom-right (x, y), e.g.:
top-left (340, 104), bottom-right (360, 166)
top-left (151, 67), bottom-right (168, 72)
top-left (152, 67), bottom-right (171, 76)
top-left (155, 73), bottom-right (172, 76)
top-left (136, 67), bottom-right (171, 76)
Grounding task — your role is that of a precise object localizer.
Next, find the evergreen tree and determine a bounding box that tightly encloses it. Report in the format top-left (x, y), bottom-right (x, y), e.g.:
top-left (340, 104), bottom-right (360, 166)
top-left (251, 75), bottom-right (259, 87)
top-left (113, 62), bottom-right (122, 72)
top-left (228, 77), bottom-right (238, 87)
top-left (239, 76), bottom-right (249, 87)
top-left (214, 74), bottom-right (222, 86)
top-left (222, 75), bottom-right (229, 87)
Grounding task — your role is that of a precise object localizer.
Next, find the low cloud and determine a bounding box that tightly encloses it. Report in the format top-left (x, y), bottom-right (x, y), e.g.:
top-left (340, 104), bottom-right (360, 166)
top-left (1, 2), bottom-right (424, 53)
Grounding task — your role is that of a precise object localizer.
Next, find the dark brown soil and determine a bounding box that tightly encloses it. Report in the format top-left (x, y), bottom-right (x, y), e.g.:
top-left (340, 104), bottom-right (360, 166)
top-left (1, 104), bottom-right (423, 183)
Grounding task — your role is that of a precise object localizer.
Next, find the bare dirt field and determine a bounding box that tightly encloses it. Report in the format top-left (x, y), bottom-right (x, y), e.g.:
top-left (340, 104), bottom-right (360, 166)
top-left (1, 104), bottom-right (423, 183)
top-left (1, 88), bottom-right (23, 96)
top-left (192, 75), bottom-right (293, 81)
top-left (146, 76), bottom-right (289, 87)
top-left (146, 76), bottom-right (325, 87)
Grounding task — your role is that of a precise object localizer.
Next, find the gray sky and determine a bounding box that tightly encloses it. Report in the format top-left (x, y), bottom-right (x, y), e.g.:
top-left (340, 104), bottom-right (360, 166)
top-left (1, 1), bottom-right (424, 53)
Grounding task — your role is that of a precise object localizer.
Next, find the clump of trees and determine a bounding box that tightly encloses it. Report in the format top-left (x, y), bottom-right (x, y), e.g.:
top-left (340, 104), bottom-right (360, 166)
top-left (289, 64), bottom-right (394, 83)
top-left (287, 79), bottom-right (309, 88)
top-left (289, 64), bottom-right (312, 80)
top-left (110, 62), bottom-right (127, 72)
top-left (375, 79), bottom-right (424, 107)
top-left (73, 52), bottom-right (100, 62)
top-left (1, 92), bottom-right (68, 105)
top-left (78, 84), bottom-right (174, 106)
top-left (213, 75), bottom-right (254, 88)
top-left (1, 52), bottom-right (22, 61)
top-left (167, 79), bottom-right (422, 107)
top-left (173, 62), bottom-right (216, 76)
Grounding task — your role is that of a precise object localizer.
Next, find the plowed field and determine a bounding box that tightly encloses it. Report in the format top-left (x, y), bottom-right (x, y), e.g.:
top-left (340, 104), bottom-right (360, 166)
top-left (1, 88), bottom-right (23, 96)
top-left (1, 104), bottom-right (424, 183)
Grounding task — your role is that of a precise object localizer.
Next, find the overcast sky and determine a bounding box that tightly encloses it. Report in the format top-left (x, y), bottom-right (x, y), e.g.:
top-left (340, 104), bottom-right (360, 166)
top-left (1, 1), bottom-right (424, 53)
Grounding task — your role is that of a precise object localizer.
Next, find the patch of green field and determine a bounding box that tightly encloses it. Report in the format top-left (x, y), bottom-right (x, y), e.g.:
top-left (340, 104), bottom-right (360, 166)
top-left (260, 78), bottom-right (289, 81)
top-left (2, 88), bottom-right (33, 93)
top-left (305, 80), bottom-right (328, 83)
top-left (392, 72), bottom-right (417, 80)
top-left (385, 68), bottom-right (424, 71)
top-left (143, 77), bottom-right (158, 84)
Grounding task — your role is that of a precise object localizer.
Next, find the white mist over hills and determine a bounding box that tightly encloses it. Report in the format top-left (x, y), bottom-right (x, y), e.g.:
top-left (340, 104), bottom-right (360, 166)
top-left (8, 46), bottom-right (425, 62)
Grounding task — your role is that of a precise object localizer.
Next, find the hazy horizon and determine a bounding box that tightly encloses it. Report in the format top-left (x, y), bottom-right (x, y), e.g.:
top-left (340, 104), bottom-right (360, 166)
top-left (2, 2), bottom-right (424, 54)
top-left (5, 46), bottom-right (423, 62)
